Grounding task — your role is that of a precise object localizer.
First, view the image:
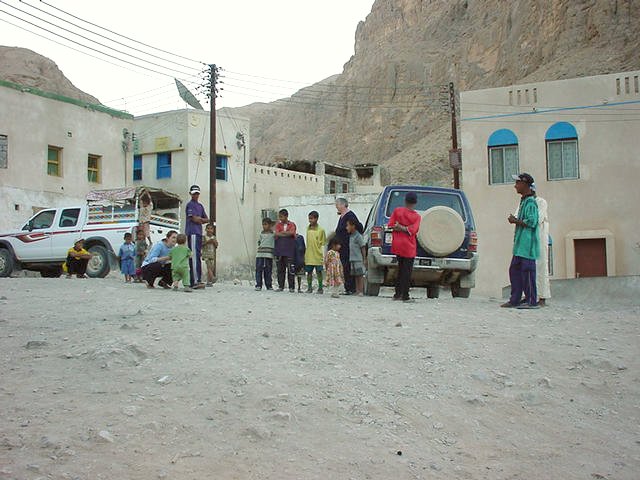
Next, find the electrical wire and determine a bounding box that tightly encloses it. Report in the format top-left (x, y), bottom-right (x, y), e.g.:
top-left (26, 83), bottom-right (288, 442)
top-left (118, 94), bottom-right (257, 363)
top-left (0, 1), bottom-right (198, 77)
top-left (0, 7), bottom-right (199, 80)
top-left (18, 0), bottom-right (203, 72)
top-left (39, 0), bottom-right (206, 65)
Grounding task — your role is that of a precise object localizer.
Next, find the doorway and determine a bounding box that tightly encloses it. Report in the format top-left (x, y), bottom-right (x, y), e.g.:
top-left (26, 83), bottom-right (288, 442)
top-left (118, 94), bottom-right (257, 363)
top-left (574, 238), bottom-right (607, 278)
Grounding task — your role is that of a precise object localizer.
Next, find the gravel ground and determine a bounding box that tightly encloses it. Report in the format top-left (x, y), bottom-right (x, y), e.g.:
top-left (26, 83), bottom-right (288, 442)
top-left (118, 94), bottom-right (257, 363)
top-left (0, 276), bottom-right (638, 479)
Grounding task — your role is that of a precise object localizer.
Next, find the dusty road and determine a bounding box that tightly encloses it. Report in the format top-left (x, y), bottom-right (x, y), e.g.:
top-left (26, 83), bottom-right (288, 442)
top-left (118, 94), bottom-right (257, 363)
top-left (0, 276), bottom-right (638, 479)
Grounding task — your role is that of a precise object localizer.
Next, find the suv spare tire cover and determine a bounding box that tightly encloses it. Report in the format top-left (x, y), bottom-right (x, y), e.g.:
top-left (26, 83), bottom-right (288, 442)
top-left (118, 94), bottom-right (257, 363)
top-left (417, 206), bottom-right (465, 257)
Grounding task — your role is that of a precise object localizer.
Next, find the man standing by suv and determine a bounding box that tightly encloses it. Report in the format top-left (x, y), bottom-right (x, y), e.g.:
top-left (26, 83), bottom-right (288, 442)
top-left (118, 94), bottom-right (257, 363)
top-left (186, 185), bottom-right (208, 289)
top-left (388, 192), bottom-right (422, 302)
top-left (502, 173), bottom-right (540, 309)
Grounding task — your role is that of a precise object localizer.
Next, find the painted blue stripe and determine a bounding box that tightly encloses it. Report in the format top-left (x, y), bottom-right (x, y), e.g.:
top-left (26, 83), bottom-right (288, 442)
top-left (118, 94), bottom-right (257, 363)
top-left (462, 99), bottom-right (640, 122)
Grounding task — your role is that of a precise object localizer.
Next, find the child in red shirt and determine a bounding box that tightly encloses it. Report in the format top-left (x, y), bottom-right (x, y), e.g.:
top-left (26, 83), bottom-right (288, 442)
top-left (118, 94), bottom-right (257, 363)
top-left (388, 192), bottom-right (422, 302)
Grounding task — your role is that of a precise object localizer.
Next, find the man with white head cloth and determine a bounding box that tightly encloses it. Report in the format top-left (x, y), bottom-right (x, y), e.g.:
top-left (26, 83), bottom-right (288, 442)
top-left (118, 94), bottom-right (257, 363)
top-left (531, 183), bottom-right (551, 305)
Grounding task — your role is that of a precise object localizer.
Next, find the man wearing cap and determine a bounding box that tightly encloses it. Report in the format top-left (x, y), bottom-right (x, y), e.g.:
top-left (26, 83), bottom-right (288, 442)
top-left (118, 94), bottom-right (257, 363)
top-left (502, 173), bottom-right (540, 309)
top-left (185, 185), bottom-right (208, 289)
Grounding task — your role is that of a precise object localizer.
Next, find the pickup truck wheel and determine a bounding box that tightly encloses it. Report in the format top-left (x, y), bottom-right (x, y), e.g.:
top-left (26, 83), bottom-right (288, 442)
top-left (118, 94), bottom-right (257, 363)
top-left (451, 284), bottom-right (471, 298)
top-left (41, 266), bottom-right (62, 278)
top-left (427, 286), bottom-right (440, 299)
top-left (365, 279), bottom-right (381, 297)
top-left (87, 245), bottom-right (110, 278)
top-left (0, 249), bottom-right (15, 277)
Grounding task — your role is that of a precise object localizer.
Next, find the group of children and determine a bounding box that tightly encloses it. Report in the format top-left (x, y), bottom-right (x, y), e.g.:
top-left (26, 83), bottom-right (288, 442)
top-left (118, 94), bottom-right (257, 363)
top-left (117, 222), bottom-right (218, 292)
top-left (255, 209), bottom-right (366, 298)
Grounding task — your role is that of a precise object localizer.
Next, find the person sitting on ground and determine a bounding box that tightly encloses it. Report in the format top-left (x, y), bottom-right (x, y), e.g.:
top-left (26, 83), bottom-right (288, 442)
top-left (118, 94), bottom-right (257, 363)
top-left (141, 230), bottom-right (177, 289)
top-left (169, 233), bottom-right (193, 292)
top-left (66, 239), bottom-right (92, 279)
top-left (202, 223), bottom-right (219, 287)
top-left (346, 218), bottom-right (367, 296)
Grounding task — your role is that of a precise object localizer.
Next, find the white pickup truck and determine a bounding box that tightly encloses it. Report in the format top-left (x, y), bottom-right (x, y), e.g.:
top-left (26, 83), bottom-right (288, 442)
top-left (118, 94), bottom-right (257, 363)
top-left (0, 187), bottom-right (181, 278)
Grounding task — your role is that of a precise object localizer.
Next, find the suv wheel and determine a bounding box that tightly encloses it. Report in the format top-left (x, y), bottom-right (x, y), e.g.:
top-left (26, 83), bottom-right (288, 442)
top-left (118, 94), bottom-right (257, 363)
top-left (427, 286), bottom-right (440, 299)
top-left (87, 245), bottom-right (111, 278)
top-left (0, 249), bottom-right (15, 277)
top-left (451, 283), bottom-right (471, 298)
top-left (365, 279), bottom-right (381, 297)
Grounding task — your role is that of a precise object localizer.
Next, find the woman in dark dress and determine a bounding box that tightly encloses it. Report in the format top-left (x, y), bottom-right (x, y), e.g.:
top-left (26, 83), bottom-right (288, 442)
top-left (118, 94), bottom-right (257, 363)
top-left (335, 197), bottom-right (363, 295)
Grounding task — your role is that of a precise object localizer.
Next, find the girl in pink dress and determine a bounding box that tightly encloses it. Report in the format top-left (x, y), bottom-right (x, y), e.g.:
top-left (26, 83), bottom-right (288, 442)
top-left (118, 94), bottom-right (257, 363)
top-left (325, 237), bottom-right (344, 298)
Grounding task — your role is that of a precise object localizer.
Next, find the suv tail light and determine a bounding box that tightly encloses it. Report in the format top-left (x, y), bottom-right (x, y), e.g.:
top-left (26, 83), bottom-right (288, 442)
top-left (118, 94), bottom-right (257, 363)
top-left (468, 231), bottom-right (478, 252)
top-left (370, 226), bottom-right (383, 247)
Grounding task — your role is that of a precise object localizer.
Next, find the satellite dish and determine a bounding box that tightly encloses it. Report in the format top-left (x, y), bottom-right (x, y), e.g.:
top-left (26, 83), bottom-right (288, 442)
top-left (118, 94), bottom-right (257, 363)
top-left (174, 78), bottom-right (204, 110)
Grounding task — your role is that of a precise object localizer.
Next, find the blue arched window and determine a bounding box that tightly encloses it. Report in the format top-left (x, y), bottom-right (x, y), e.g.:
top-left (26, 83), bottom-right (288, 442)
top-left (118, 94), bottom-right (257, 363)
top-left (487, 129), bottom-right (519, 185)
top-left (546, 122), bottom-right (579, 180)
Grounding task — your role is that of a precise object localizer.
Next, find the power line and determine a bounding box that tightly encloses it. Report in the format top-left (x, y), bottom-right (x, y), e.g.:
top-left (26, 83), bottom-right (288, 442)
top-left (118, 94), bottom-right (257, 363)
top-left (18, 0), bottom-right (202, 73)
top-left (38, 0), bottom-right (206, 65)
top-left (0, 7), bottom-right (201, 80)
top-left (0, 16), bottom-right (156, 79)
top-left (0, 1), bottom-right (198, 78)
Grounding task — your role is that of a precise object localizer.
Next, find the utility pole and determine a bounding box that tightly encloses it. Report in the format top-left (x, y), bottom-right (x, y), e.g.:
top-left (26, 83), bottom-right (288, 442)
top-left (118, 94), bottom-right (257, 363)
top-left (208, 64), bottom-right (219, 229)
top-left (449, 82), bottom-right (461, 189)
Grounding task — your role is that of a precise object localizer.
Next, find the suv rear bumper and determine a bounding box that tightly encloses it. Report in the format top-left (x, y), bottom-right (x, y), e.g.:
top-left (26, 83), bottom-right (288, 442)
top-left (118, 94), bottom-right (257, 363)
top-left (368, 247), bottom-right (478, 286)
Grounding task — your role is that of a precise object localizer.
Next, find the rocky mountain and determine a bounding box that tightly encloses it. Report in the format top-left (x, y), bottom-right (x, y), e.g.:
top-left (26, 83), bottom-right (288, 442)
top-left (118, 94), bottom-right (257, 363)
top-left (0, 46), bottom-right (100, 104)
top-left (228, 0), bottom-right (640, 185)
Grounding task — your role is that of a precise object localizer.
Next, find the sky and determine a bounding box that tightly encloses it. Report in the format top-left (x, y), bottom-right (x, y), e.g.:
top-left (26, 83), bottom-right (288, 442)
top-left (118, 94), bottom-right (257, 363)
top-left (0, 0), bottom-right (375, 115)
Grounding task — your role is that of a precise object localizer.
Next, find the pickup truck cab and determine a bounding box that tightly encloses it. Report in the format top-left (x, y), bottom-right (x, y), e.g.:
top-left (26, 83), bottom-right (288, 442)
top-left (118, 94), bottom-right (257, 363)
top-left (364, 185), bottom-right (478, 298)
top-left (0, 186), bottom-right (181, 278)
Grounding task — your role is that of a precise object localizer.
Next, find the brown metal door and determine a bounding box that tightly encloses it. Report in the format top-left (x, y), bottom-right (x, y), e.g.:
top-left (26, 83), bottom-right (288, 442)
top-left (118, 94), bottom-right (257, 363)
top-left (574, 238), bottom-right (607, 278)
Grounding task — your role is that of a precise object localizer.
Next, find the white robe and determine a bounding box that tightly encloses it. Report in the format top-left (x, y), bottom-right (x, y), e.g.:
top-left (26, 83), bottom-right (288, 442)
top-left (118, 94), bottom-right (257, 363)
top-left (535, 196), bottom-right (551, 299)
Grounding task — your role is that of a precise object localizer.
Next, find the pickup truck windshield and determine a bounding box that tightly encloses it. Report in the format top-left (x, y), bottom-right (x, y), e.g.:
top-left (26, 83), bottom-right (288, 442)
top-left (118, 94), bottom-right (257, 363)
top-left (385, 190), bottom-right (465, 220)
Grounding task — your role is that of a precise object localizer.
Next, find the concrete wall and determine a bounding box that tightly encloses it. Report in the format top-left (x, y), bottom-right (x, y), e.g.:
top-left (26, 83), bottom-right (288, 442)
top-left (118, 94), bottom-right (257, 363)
top-left (0, 81), bottom-right (133, 231)
top-left (460, 70), bottom-right (640, 297)
top-left (279, 193), bottom-right (380, 239)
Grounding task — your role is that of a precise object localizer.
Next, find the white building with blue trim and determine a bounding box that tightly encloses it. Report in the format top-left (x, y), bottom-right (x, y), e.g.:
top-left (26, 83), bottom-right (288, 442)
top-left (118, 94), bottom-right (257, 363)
top-left (460, 70), bottom-right (640, 297)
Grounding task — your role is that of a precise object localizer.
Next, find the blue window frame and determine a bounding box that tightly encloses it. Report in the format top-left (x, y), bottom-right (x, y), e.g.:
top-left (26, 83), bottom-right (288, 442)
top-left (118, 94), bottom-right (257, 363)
top-left (546, 122), bottom-right (578, 180)
top-left (216, 155), bottom-right (228, 181)
top-left (487, 129), bottom-right (519, 185)
top-left (156, 152), bottom-right (172, 179)
top-left (133, 154), bottom-right (142, 181)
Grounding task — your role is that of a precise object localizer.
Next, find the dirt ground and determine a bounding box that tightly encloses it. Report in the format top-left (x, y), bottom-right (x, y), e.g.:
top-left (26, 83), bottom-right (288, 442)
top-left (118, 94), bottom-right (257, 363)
top-left (0, 276), bottom-right (638, 480)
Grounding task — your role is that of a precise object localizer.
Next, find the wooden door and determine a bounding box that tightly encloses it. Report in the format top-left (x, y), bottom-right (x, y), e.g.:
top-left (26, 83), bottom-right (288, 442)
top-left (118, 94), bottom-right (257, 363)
top-left (574, 238), bottom-right (607, 278)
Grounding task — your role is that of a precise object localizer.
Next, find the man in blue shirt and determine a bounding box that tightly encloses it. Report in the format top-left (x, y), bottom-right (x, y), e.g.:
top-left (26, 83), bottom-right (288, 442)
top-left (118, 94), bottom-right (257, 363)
top-left (185, 185), bottom-right (208, 289)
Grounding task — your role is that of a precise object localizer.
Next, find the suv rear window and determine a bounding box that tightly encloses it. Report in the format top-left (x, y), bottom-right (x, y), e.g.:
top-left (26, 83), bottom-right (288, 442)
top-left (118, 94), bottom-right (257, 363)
top-left (385, 190), bottom-right (465, 220)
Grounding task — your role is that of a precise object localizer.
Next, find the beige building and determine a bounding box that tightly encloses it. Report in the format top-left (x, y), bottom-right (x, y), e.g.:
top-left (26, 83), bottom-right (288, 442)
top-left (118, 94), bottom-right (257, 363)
top-left (0, 79), bottom-right (133, 230)
top-left (460, 70), bottom-right (640, 297)
top-left (131, 109), bottom-right (325, 275)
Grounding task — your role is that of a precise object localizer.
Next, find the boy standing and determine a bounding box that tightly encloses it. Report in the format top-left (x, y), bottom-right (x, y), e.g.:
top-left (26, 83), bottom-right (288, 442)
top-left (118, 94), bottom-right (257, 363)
top-left (274, 208), bottom-right (297, 292)
top-left (346, 218), bottom-right (367, 296)
top-left (169, 233), bottom-right (193, 292)
top-left (388, 192), bottom-right (422, 302)
top-left (304, 210), bottom-right (326, 294)
top-left (255, 218), bottom-right (275, 290)
top-left (203, 223), bottom-right (219, 286)
top-left (134, 229), bottom-right (148, 283)
top-left (118, 232), bottom-right (136, 283)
